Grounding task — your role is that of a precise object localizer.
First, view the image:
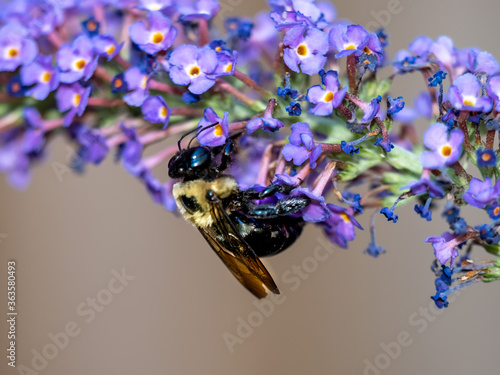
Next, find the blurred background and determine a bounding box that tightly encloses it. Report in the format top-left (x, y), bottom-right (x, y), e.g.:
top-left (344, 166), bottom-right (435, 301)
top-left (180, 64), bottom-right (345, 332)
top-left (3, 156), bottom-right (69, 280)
top-left (2, 0), bottom-right (500, 374)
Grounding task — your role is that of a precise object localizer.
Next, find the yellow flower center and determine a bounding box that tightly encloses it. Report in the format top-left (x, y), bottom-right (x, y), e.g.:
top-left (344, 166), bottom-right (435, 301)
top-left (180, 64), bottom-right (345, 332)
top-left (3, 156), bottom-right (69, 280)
top-left (141, 75), bottom-right (148, 89)
top-left (324, 91), bottom-right (334, 102)
top-left (340, 213), bottom-right (351, 223)
top-left (495, 207), bottom-right (500, 216)
top-left (7, 47), bottom-right (19, 58)
top-left (225, 63), bottom-right (233, 73)
top-left (106, 45), bottom-right (115, 55)
top-left (41, 71), bottom-right (52, 83)
top-left (215, 46), bottom-right (222, 52)
top-left (74, 59), bottom-right (86, 70)
top-left (296, 44), bottom-right (308, 56)
top-left (462, 95), bottom-right (477, 107)
top-left (482, 153), bottom-right (492, 162)
top-left (73, 93), bottom-right (81, 107)
top-left (151, 32), bottom-right (164, 44)
top-left (214, 124), bottom-right (223, 137)
top-left (363, 46), bottom-right (372, 54)
top-left (160, 106), bottom-right (168, 118)
top-left (344, 44), bottom-right (356, 50)
top-left (441, 145), bottom-right (452, 157)
top-left (189, 66), bottom-right (201, 77)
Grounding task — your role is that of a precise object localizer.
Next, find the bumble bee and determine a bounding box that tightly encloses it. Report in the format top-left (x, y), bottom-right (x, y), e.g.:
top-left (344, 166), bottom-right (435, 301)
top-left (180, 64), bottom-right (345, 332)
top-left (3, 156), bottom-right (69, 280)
top-left (168, 125), bottom-right (309, 298)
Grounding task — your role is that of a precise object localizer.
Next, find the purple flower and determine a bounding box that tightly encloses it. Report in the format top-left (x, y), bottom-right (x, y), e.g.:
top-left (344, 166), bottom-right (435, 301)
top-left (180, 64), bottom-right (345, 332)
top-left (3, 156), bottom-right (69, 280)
top-left (177, 0), bottom-right (220, 21)
top-left (285, 101), bottom-right (302, 116)
top-left (55, 83), bottom-right (91, 126)
top-left (119, 124), bottom-right (143, 172)
top-left (402, 170), bottom-right (445, 198)
top-left (306, 70), bottom-right (347, 116)
top-left (321, 204), bottom-right (363, 248)
top-left (449, 73), bottom-right (493, 112)
top-left (487, 202), bottom-right (500, 220)
top-left (0, 141), bottom-right (31, 190)
top-left (92, 34), bottom-right (123, 61)
top-left (3, 0), bottom-right (63, 37)
top-left (0, 22), bottom-right (38, 71)
top-left (57, 35), bottom-right (98, 83)
top-left (23, 107), bottom-right (45, 154)
top-left (409, 36), bottom-right (433, 57)
top-left (462, 177), bottom-right (500, 208)
top-left (282, 122), bottom-right (322, 167)
top-left (212, 50), bottom-right (237, 77)
top-left (477, 149), bottom-right (497, 167)
top-left (387, 96), bottom-right (405, 115)
top-left (429, 36), bottom-right (456, 71)
top-left (20, 55), bottom-right (59, 100)
top-left (168, 45), bottom-right (217, 94)
top-left (72, 125), bottom-right (109, 170)
top-left (197, 108), bottom-right (229, 147)
top-left (467, 50), bottom-right (499, 76)
top-left (486, 76), bottom-right (500, 112)
top-left (393, 49), bottom-right (427, 72)
top-left (359, 96), bottom-right (382, 124)
top-left (129, 11), bottom-right (177, 55)
top-left (288, 187), bottom-right (330, 223)
top-left (425, 232), bottom-right (459, 265)
top-left (420, 123), bottom-right (463, 169)
top-left (141, 95), bottom-right (172, 129)
top-left (329, 24), bottom-right (369, 58)
top-left (137, 0), bottom-right (175, 11)
top-left (246, 108), bottom-right (284, 134)
top-left (283, 25), bottom-right (329, 75)
top-left (123, 67), bottom-right (151, 107)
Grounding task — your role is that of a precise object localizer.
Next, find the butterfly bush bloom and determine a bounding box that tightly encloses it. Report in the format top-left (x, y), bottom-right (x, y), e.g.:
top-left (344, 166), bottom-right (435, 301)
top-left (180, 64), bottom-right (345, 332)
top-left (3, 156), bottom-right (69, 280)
top-left (321, 204), bottom-right (363, 248)
top-left (306, 70), bottom-right (347, 116)
top-left (142, 95), bottom-right (172, 129)
top-left (449, 73), bottom-right (493, 112)
top-left (177, 0), bottom-right (220, 21)
top-left (425, 232), bottom-right (459, 265)
top-left (57, 35), bottom-right (98, 83)
top-left (169, 45), bottom-right (217, 94)
top-left (329, 24), bottom-right (369, 58)
top-left (129, 12), bottom-right (177, 55)
top-left (282, 122), bottom-right (322, 167)
top-left (486, 76), bottom-right (500, 112)
top-left (197, 108), bottom-right (229, 147)
top-left (467, 50), bottom-right (499, 76)
top-left (477, 149), bottom-right (497, 168)
top-left (93, 35), bottom-right (123, 61)
top-left (420, 123), bottom-right (463, 169)
top-left (0, 22), bottom-right (38, 71)
top-left (283, 25), bottom-right (328, 75)
top-left (56, 83), bottom-right (91, 126)
top-left (462, 177), bottom-right (500, 209)
top-left (20, 55), bottom-right (59, 100)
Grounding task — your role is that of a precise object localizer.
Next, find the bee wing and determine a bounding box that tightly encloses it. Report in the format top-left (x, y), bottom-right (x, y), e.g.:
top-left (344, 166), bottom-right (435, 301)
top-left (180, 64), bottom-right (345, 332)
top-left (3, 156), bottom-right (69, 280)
top-left (198, 199), bottom-right (280, 299)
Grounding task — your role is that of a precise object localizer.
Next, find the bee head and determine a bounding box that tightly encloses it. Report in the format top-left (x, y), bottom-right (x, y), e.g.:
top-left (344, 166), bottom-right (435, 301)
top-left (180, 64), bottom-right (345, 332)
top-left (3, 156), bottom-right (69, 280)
top-left (168, 146), bottom-right (212, 179)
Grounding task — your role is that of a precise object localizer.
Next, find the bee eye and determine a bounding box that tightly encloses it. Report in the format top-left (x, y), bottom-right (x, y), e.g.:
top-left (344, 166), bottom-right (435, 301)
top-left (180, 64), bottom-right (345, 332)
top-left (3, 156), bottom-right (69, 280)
top-left (189, 147), bottom-right (211, 168)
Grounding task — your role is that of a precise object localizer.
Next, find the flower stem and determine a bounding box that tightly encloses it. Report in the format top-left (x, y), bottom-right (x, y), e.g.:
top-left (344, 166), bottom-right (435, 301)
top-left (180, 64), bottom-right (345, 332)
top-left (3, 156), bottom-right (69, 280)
top-left (198, 19), bottom-right (209, 46)
top-left (149, 80), bottom-right (184, 96)
top-left (486, 129), bottom-right (496, 149)
top-left (458, 111), bottom-right (474, 152)
top-left (234, 69), bottom-right (272, 99)
top-left (346, 54), bottom-right (357, 93)
top-left (143, 144), bottom-right (179, 170)
top-left (87, 97), bottom-right (127, 107)
top-left (216, 79), bottom-right (257, 108)
top-left (451, 161), bottom-right (472, 184)
top-left (319, 142), bottom-right (343, 154)
top-left (312, 161), bottom-right (336, 196)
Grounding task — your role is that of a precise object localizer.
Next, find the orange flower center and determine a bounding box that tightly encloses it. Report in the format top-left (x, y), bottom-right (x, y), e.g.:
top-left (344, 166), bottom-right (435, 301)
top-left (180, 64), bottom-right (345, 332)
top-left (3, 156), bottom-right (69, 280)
top-left (41, 71), bottom-right (52, 83)
top-left (363, 46), bottom-right (372, 54)
top-left (73, 93), bottom-right (81, 107)
top-left (225, 63), bottom-right (233, 73)
top-left (296, 44), bottom-right (307, 56)
top-left (344, 44), bottom-right (356, 50)
top-left (87, 21), bottom-right (97, 31)
top-left (8, 48), bottom-right (19, 58)
top-left (441, 145), bottom-right (452, 157)
top-left (189, 66), bottom-right (200, 76)
top-left (114, 78), bottom-right (123, 88)
top-left (11, 82), bottom-right (20, 92)
top-left (106, 45), bottom-right (116, 55)
top-left (340, 213), bottom-right (351, 223)
top-left (160, 106), bottom-right (168, 118)
top-left (482, 153), bottom-right (491, 162)
top-left (151, 32), bottom-right (164, 44)
top-left (214, 124), bottom-right (223, 137)
top-left (75, 59), bottom-right (86, 70)
top-left (324, 91), bottom-right (334, 102)
top-left (495, 207), bottom-right (500, 216)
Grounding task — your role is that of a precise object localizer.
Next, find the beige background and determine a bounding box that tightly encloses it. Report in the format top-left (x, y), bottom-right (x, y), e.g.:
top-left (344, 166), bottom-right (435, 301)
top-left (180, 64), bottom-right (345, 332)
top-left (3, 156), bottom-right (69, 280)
top-left (2, 0), bottom-right (500, 374)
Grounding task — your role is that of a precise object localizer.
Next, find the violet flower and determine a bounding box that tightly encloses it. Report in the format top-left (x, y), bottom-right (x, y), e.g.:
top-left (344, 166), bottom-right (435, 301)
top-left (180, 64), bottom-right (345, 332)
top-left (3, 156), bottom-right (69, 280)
top-left (168, 45), bottom-right (217, 94)
top-left (177, 0), bottom-right (220, 21)
top-left (467, 50), bottom-right (499, 76)
top-left (449, 73), bottom-right (493, 112)
top-left (55, 83), bottom-right (91, 126)
top-left (306, 70), bottom-right (347, 116)
top-left (321, 204), bottom-right (363, 248)
top-left (20, 55), bottom-right (59, 100)
top-left (57, 35), bottom-right (98, 83)
top-left (462, 177), bottom-right (500, 209)
top-left (329, 24), bottom-right (369, 58)
top-left (197, 107), bottom-right (229, 147)
top-left (420, 123), bottom-right (463, 169)
top-left (122, 67), bottom-right (151, 107)
top-left (129, 11), bottom-right (177, 55)
top-left (141, 95), bottom-right (172, 129)
top-left (0, 22), bottom-right (38, 71)
top-left (425, 232), bottom-right (459, 265)
top-left (486, 76), bottom-right (500, 112)
top-left (283, 25), bottom-right (329, 75)
top-left (92, 35), bottom-right (123, 61)
top-left (282, 122), bottom-right (322, 167)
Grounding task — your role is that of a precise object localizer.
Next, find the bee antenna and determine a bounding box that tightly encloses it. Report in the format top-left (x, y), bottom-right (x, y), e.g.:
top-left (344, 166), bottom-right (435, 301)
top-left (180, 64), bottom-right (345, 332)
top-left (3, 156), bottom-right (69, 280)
top-left (177, 126), bottom-right (202, 151)
top-left (187, 122), bottom-right (220, 149)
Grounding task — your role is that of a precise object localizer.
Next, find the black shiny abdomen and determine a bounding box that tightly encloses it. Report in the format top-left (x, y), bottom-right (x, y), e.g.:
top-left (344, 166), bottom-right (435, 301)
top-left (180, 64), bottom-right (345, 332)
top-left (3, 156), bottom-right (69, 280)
top-left (229, 212), bottom-right (305, 257)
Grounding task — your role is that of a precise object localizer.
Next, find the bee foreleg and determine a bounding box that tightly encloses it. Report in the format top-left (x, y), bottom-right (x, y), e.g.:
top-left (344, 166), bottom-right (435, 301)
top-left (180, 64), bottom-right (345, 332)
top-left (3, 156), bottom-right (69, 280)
top-left (239, 196), bottom-right (310, 218)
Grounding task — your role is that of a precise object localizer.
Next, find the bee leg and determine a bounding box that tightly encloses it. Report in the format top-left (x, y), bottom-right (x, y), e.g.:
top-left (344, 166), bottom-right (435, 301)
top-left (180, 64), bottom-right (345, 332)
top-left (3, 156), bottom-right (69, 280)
top-left (240, 196), bottom-right (310, 218)
top-left (217, 139), bottom-right (234, 173)
top-left (243, 183), bottom-right (297, 200)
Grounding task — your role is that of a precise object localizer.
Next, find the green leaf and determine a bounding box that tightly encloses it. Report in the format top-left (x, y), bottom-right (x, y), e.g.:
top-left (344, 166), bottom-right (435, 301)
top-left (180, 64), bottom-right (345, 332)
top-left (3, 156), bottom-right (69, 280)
top-left (385, 144), bottom-right (423, 174)
top-left (359, 78), bottom-right (391, 102)
top-left (483, 244), bottom-right (500, 257)
top-left (337, 147), bottom-right (383, 181)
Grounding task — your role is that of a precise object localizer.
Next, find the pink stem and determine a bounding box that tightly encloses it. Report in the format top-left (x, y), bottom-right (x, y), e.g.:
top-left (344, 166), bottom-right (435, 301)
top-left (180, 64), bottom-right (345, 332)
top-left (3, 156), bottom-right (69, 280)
top-left (143, 144), bottom-right (179, 170)
top-left (312, 161), bottom-right (336, 196)
top-left (234, 69), bottom-right (272, 99)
